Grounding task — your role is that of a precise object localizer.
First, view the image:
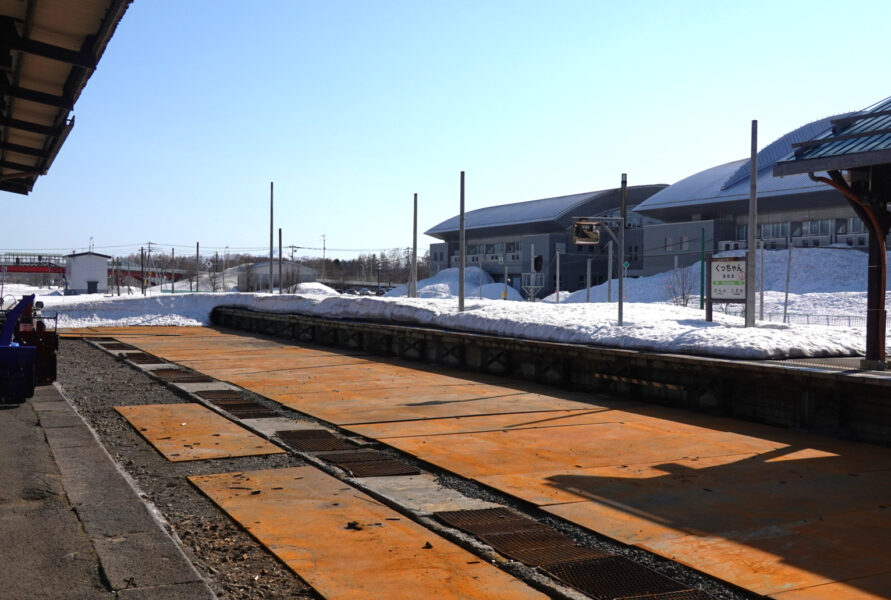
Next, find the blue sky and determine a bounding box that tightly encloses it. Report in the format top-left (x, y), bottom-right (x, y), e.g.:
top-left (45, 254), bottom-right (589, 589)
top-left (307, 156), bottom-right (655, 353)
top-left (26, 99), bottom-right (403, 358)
top-left (7, 0), bottom-right (890, 259)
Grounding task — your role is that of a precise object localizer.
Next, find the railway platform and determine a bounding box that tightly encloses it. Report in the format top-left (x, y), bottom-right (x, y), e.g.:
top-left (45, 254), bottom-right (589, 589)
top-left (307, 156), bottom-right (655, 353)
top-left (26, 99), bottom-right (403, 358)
top-left (46, 324), bottom-right (891, 600)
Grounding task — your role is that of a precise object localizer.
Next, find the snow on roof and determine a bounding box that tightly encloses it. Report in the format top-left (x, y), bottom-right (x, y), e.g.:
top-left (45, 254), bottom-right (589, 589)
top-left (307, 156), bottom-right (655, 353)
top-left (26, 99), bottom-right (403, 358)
top-left (426, 190), bottom-right (608, 236)
top-left (425, 186), bottom-right (666, 238)
top-left (634, 116), bottom-right (845, 219)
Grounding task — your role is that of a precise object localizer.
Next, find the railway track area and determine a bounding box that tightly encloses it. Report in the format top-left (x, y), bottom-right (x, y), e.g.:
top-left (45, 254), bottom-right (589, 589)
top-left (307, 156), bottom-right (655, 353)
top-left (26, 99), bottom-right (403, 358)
top-left (53, 327), bottom-right (891, 599)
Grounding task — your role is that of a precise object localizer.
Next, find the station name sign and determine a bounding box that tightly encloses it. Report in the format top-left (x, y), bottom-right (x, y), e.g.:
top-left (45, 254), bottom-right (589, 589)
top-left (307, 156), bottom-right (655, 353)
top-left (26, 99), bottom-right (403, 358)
top-left (710, 257), bottom-right (746, 301)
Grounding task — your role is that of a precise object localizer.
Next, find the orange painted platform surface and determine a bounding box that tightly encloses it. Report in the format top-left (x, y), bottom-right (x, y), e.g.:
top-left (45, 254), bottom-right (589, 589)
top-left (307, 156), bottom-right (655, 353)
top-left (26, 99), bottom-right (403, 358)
top-left (189, 466), bottom-right (546, 599)
top-left (89, 327), bottom-right (891, 598)
top-left (115, 403), bottom-right (285, 462)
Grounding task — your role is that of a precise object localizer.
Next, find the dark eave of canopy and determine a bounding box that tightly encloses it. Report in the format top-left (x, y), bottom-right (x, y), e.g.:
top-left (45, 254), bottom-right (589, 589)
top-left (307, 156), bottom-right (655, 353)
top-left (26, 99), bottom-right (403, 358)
top-left (0, 0), bottom-right (131, 195)
top-left (774, 96), bottom-right (891, 176)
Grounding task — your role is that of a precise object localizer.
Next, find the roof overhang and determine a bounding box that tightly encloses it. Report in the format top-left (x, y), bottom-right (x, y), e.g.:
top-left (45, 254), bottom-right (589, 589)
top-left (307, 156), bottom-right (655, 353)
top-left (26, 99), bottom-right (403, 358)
top-left (774, 98), bottom-right (891, 177)
top-left (0, 0), bottom-right (131, 195)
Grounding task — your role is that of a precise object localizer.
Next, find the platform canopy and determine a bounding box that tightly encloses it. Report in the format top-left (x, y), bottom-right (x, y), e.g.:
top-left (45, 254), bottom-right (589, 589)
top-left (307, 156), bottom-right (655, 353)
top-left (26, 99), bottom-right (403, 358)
top-left (0, 0), bottom-right (131, 195)
top-left (773, 96), bottom-right (891, 176)
top-left (774, 95), bottom-right (891, 368)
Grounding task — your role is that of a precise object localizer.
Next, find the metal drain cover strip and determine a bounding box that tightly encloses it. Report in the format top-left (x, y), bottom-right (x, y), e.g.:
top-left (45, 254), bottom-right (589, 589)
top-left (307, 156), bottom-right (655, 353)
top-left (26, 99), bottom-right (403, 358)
top-left (435, 508), bottom-right (550, 536)
top-left (195, 389), bottom-right (243, 400)
top-left (100, 342), bottom-right (136, 350)
top-left (479, 529), bottom-right (608, 566)
top-left (542, 556), bottom-right (688, 599)
top-left (276, 429), bottom-right (357, 451)
top-left (123, 352), bottom-right (166, 365)
top-left (151, 368), bottom-right (215, 383)
top-left (622, 590), bottom-right (713, 600)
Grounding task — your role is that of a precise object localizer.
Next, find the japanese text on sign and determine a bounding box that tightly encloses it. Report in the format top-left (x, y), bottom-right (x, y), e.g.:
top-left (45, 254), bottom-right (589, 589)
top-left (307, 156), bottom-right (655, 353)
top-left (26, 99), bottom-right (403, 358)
top-left (710, 258), bottom-right (746, 300)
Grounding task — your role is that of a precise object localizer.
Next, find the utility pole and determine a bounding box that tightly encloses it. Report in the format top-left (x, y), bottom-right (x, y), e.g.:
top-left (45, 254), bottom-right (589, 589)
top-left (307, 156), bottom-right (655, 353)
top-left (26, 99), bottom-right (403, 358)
top-left (171, 247), bottom-right (175, 294)
top-left (269, 181), bottom-right (274, 294)
top-left (321, 234), bottom-right (327, 281)
top-left (278, 227), bottom-right (283, 294)
top-left (196, 242), bottom-right (200, 292)
top-left (458, 171), bottom-right (466, 312)
top-left (745, 120), bottom-right (758, 327)
top-left (410, 193), bottom-right (418, 298)
top-left (140, 247), bottom-right (145, 295)
top-left (699, 227), bottom-right (706, 309)
top-left (619, 174), bottom-right (627, 326)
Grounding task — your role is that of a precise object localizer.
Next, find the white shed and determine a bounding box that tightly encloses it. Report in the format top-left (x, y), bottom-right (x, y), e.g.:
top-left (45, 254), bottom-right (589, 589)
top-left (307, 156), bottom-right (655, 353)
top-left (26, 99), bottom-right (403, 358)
top-left (65, 251), bottom-right (110, 294)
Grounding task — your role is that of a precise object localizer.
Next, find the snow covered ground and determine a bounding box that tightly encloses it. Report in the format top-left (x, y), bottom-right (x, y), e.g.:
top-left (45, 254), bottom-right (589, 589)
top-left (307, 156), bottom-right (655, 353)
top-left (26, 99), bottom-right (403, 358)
top-left (2, 249), bottom-right (887, 360)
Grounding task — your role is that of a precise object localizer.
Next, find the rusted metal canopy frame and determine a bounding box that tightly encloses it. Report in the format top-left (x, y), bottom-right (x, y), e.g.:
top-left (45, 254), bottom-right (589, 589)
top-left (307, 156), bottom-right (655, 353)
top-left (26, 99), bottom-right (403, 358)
top-left (808, 170), bottom-right (888, 366)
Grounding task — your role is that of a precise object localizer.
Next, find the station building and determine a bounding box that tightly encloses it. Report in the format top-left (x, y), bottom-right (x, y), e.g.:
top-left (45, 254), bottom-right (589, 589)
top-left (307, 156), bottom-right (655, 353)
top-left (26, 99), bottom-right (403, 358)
top-left (426, 111), bottom-right (888, 296)
top-left (425, 185), bottom-right (666, 298)
top-left (631, 115), bottom-right (883, 275)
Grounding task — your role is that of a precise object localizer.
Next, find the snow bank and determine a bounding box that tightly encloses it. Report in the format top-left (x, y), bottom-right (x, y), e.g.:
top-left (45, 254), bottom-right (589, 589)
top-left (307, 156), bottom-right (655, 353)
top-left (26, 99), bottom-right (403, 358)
top-left (10, 248), bottom-right (885, 360)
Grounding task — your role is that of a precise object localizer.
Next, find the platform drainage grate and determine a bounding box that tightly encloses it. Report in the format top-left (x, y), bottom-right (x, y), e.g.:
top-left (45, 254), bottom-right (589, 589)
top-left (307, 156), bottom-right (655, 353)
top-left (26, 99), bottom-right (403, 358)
top-left (316, 450), bottom-right (390, 463)
top-left (195, 389), bottom-right (243, 400)
top-left (434, 507), bottom-right (549, 536)
top-left (341, 459), bottom-right (421, 477)
top-left (623, 590), bottom-right (713, 600)
top-left (201, 397), bottom-right (277, 419)
top-left (123, 352), bottom-right (165, 365)
top-left (100, 342), bottom-right (136, 350)
top-left (315, 450), bottom-right (421, 477)
top-left (276, 429), bottom-right (357, 451)
top-left (479, 529), bottom-right (608, 566)
top-left (542, 556), bottom-right (688, 600)
top-left (151, 368), bottom-right (215, 383)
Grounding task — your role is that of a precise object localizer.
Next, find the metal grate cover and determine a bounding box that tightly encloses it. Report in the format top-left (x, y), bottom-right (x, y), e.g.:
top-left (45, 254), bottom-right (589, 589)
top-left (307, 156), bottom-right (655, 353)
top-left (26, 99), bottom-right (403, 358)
top-left (276, 429), bottom-right (357, 451)
top-left (542, 556), bottom-right (687, 600)
top-left (479, 529), bottom-right (608, 566)
top-left (623, 590), bottom-right (713, 600)
top-left (100, 342), bottom-right (136, 350)
top-left (151, 368), bottom-right (215, 383)
top-left (316, 450), bottom-right (391, 464)
top-left (339, 459), bottom-right (421, 478)
top-left (434, 508), bottom-right (549, 536)
top-left (123, 352), bottom-right (165, 365)
top-left (196, 389), bottom-right (243, 400)
top-left (227, 408), bottom-right (279, 419)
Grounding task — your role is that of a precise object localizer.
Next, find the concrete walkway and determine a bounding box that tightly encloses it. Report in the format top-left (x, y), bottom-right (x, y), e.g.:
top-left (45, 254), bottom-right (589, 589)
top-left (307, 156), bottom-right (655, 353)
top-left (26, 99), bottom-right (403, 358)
top-left (0, 385), bottom-right (214, 600)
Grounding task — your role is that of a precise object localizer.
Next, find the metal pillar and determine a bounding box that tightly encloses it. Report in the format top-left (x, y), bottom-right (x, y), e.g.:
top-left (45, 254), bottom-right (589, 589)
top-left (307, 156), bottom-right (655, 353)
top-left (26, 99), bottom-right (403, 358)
top-left (619, 174), bottom-right (626, 326)
top-left (269, 181), bottom-right (274, 294)
top-left (278, 228), bottom-right (283, 294)
top-left (745, 120), bottom-right (758, 327)
top-left (458, 171), bottom-right (465, 312)
top-left (586, 257), bottom-right (591, 303)
top-left (410, 193), bottom-right (418, 298)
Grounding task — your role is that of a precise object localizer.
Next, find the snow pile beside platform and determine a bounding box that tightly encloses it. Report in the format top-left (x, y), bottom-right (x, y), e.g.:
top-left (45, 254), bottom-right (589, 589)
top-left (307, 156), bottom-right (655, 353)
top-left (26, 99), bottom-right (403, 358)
top-left (13, 248), bottom-right (886, 360)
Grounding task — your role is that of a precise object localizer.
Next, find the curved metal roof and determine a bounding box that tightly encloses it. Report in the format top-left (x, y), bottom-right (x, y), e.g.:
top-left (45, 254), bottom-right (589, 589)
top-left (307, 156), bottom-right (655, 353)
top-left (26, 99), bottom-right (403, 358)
top-left (425, 185), bottom-right (667, 238)
top-left (634, 116), bottom-right (843, 220)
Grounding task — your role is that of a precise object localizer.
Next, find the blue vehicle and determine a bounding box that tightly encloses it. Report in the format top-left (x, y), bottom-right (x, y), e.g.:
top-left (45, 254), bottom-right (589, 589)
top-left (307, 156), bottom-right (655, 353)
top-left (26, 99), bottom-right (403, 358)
top-left (0, 295), bottom-right (57, 404)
